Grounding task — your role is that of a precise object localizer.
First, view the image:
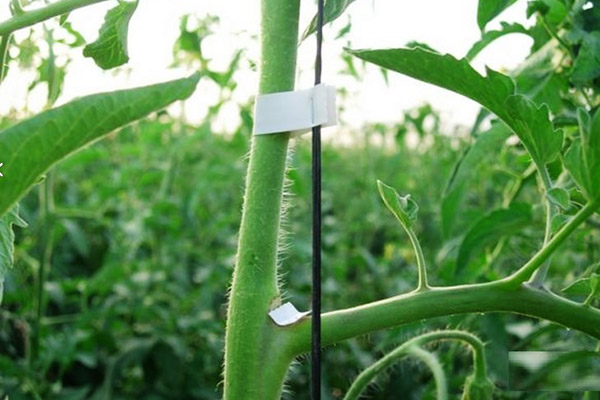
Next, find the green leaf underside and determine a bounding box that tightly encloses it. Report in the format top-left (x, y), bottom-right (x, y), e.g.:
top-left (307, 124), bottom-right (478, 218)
top-left (477, 0), bottom-right (518, 31)
top-left (347, 47), bottom-right (563, 168)
top-left (442, 123), bottom-right (512, 238)
top-left (83, 1), bottom-right (138, 70)
top-left (302, 0), bottom-right (356, 41)
top-left (457, 203), bottom-right (532, 272)
top-left (466, 22), bottom-right (529, 61)
top-left (0, 74), bottom-right (200, 218)
top-left (377, 180), bottom-right (419, 230)
top-left (564, 108), bottom-right (600, 200)
top-left (0, 205), bottom-right (27, 304)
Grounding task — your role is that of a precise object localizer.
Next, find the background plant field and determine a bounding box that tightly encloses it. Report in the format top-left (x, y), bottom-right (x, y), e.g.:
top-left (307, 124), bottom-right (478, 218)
top-left (1, 111), bottom-right (597, 399)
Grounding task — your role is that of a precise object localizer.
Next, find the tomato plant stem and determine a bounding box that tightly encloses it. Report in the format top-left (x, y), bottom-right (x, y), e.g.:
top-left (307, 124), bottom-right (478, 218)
top-left (343, 330), bottom-right (486, 400)
top-left (508, 198), bottom-right (600, 286)
top-left (407, 347), bottom-right (448, 400)
top-left (223, 0), bottom-right (300, 399)
top-left (284, 280), bottom-right (600, 355)
top-left (0, 0), bottom-right (108, 35)
top-left (406, 228), bottom-right (429, 291)
top-left (529, 165), bottom-right (556, 285)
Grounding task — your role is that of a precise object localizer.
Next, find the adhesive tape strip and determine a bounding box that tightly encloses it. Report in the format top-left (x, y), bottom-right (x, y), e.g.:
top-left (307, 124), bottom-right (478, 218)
top-left (268, 302), bottom-right (311, 326)
top-left (254, 83), bottom-right (337, 136)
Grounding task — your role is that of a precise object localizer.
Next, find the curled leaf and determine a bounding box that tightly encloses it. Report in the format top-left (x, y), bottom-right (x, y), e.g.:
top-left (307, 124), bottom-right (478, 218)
top-left (377, 180), bottom-right (419, 230)
top-left (83, 0), bottom-right (139, 69)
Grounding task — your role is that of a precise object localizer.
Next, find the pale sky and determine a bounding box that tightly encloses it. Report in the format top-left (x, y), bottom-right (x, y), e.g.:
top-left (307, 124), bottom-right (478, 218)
top-left (0, 0), bottom-right (534, 132)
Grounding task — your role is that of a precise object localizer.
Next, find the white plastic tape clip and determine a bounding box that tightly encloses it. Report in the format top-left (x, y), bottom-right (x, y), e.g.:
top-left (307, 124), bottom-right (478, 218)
top-left (268, 302), bottom-right (311, 326)
top-left (254, 84), bottom-right (337, 136)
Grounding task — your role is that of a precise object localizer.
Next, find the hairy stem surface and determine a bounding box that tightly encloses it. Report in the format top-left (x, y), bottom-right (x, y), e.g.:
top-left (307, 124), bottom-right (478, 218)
top-left (344, 330), bottom-right (485, 400)
top-left (223, 1), bottom-right (300, 399)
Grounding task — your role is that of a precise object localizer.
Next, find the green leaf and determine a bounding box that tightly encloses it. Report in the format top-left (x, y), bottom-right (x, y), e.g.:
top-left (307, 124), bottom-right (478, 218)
top-left (564, 108), bottom-right (600, 200)
top-left (466, 22), bottom-right (529, 61)
top-left (301, 0), bottom-right (357, 41)
top-left (442, 122), bottom-right (512, 238)
top-left (562, 274), bottom-right (599, 295)
top-left (512, 40), bottom-right (567, 113)
top-left (457, 203), bottom-right (532, 271)
top-left (0, 74), bottom-right (200, 218)
top-left (347, 47), bottom-right (515, 115)
top-left (546, 187), bottom-right (570, 210)
top-left (527, 0), bottom-right (568, 26)
top-left (550, 213), bottom-right (570, 234)
top-left (347, 47), bottom-right (563, 167)
top-left (504, 95), bottom-right (563, 164)
top-left (83, 0), bottom-right (139, 70)
top-left (0, 205), bottom-right (27, 304)
top-left (28, 58), bottom-right (66, 105)
top-left (571, 31), bottom-right (600, 84)
top-left (377, 180), bottom-right (419, 230)
top-left (477, 0), bottom-right (518, 31)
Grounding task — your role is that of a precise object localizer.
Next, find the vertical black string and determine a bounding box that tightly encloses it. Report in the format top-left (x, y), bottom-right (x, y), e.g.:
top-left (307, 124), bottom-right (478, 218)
top-left (311, 0), bottom-right (324, 399)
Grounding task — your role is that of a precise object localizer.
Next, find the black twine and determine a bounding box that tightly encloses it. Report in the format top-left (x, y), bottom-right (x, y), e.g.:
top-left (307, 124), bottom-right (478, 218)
top-left (311, 0), bottom-right (324, 399)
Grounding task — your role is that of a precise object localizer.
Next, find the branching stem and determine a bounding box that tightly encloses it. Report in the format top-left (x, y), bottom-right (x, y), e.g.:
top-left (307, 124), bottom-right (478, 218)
top-left (285, 280), bottom-right (600, 356)
top-left (0, 0), bottom-right (108, 35)
top-left (507, 198), bottom-right (600, 286)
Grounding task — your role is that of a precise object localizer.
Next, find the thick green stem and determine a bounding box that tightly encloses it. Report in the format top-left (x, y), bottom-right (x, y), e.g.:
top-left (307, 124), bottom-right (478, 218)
top-left (507, 198), bottom-right (600, 286)
top-left (344, 330), bottom-right (486, 400)
top-left (223, 1), bottom-right (300, 399)
top-left (0, 0), bottom-right (108, 35)
top-left (285, 281), bottom-right (600, 355)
